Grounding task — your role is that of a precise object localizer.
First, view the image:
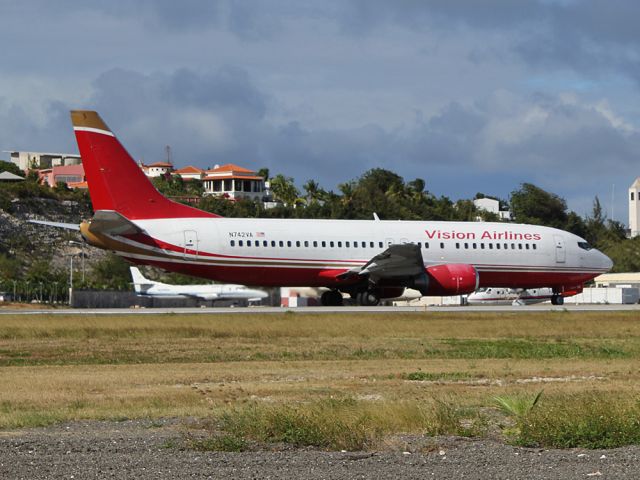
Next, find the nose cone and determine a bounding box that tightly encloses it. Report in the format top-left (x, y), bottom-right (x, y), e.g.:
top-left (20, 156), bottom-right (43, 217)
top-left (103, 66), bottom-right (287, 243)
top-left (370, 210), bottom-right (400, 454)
top-left (597, 249), bottom-right (613, 272)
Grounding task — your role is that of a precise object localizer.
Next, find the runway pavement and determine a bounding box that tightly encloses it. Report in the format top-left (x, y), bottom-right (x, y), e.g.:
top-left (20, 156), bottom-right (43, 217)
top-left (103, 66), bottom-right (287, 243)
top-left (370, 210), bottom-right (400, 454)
top-left (1, 304), bottom-right (639, 315)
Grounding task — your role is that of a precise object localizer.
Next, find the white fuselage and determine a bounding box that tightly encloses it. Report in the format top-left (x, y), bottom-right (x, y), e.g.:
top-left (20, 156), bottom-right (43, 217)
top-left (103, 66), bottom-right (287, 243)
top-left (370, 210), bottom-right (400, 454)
top-left (467, 287), bottom-right (555, 306)
top-left (112, 217), bottom-right (612, 289)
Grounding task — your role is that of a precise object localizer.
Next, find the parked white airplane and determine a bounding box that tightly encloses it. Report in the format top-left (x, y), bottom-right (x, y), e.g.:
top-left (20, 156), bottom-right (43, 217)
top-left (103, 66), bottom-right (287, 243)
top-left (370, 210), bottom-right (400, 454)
top-left (38, 111), bottom-right (612, 307)
top-left (467, 287), bottom-right (554, 306)
top-left (130, 267), bottom-right (268, 302)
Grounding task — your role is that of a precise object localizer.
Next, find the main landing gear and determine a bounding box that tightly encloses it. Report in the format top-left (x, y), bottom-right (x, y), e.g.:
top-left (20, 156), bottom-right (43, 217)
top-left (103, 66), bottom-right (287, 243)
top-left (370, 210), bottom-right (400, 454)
top-left (355, 290), bottom-right (380, 307)
top-left (320, 289), bottom-right (381, 306)
top-left (320, 290), bottom-right (343, 306)
top-left (551, 294), bottom-right (564, 306)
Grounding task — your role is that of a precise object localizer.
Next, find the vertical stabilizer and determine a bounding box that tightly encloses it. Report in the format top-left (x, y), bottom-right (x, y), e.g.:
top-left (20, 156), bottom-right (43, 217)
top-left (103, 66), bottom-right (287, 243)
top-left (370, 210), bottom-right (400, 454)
top-left (70, 111), bottom-right (218, 220)
top-left (129, 267), bottom-right (157, 294)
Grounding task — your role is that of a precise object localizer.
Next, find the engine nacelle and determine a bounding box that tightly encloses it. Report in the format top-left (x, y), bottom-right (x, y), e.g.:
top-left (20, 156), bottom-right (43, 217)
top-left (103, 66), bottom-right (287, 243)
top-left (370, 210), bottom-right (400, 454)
top-left (425, 263), bottom-right (479, 296)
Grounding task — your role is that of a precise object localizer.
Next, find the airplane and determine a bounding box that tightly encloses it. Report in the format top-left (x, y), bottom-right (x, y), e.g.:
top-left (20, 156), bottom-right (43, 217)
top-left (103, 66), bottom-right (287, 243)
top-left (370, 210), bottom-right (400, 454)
top-left (36, 110), bottom-right (613, 307)
top-left (129, 266), bottom-right (268, 302)
top-left (467, 287), bottom-right (554, 306)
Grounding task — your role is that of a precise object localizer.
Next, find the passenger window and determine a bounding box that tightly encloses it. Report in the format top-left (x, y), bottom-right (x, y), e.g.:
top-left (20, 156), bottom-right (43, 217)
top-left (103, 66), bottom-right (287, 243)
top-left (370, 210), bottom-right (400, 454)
top-left (337, 241), bottom-right (342, 248)
top-left (518, 244), bottom-right (522, 250)
top-left (271, 241), bottom-right (276, 247)
top-left (379, 242), bottom-right (383, 248)
top-left (473, 243), bottom-right (477, 249)
top-left (480, 243), bottom-right (484, 249)
top-left (440, 242), bottom-right (444, 249)
top-left (496, 243), bottom-right (500, 249)
top-left (504, 243), bottom-right (508, 250)
top-left (279, 241), bottom-right (284, 247)
top-left (304, 241), bottom-right (309, 247)
top-left (354, 242), bottom-right (358, 248)
top-left (313, 241), bottom-right (318, 247)
top-left (456, 243), bottom-right (460, 249)
top-left (533, 244), bottom-right (537, 250)
top-left (239, 240), bottom-right (243, 247)
top-left (330, 241), bottom-right (334, 247)
top-left (425, 242), bottom-right (429, 249)
top-left (489, 243), bottom-right (493, 249)
top-left (346, 241), bottom-right (350, 248)
top-left (322, 241), bottom-right (326, 247)
top-left (464, 243), bottom-right (468, 249)
top-left (255, 241), bottom-right (259, 248)
top-left (511, 243), bottom-right (515, 249)
top-left (296, 241), bottom-right (301, 247)
top-left (287, 241), bottom-right (292, 247)
top-left (247, 240), bottom-right (252, 247)
top-left (263, 241), bottom-right (268, 247)
top-left (230, 240), bottom-right (235, 247)
top-left (369, 242), bottom-right (374, 248)
top-left (525, 244), bottom-right (530, 250)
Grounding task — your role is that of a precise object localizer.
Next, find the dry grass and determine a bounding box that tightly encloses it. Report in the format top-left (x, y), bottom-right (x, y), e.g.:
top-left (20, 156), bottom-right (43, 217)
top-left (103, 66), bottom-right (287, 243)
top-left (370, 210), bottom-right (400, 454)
top-left (0, 310), bottom-right (639, 448)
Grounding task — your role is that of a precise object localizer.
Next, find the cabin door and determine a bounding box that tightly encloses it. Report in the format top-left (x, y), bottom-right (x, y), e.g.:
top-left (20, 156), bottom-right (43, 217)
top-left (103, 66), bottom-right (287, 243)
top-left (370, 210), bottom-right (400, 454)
top-left (183, 230), bottom-right (199, 259)
top-left (554, 235), bottom-right (566, 263)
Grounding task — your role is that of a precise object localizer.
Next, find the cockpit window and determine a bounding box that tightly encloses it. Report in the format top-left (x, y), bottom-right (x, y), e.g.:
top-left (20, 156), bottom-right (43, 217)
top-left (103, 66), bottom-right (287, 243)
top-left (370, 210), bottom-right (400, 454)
top-left (578, 241), bottom-right (592, 251)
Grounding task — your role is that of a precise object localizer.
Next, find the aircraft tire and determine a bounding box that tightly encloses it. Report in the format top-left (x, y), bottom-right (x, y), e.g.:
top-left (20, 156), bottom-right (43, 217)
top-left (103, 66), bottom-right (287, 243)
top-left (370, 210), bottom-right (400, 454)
top-left (321, 290), bottom-right (343, 306)
top-left (551, 295), bottom-right (564, 306)
top-left (356, 290), bottom-right (380, 307)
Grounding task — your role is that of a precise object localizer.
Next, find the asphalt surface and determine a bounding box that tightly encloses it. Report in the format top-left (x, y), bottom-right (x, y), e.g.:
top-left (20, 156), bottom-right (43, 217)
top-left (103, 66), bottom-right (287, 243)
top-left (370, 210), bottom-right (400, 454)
top-left (1, 419), bottom-right (639, 479)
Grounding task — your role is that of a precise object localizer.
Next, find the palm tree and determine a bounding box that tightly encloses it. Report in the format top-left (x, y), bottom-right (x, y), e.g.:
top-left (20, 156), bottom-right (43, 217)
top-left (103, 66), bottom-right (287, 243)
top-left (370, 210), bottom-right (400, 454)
top-left (270, 174), bottom-right (299, 206)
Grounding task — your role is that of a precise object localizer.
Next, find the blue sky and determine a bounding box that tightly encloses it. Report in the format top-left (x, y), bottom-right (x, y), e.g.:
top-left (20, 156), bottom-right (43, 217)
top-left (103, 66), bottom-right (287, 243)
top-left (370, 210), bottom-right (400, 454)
top-left (1, 0), bottom-right (639, 222)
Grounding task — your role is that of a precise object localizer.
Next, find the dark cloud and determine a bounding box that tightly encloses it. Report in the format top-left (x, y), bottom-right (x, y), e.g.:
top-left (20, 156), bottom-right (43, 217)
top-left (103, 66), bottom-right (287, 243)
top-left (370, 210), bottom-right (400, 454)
top-left (1, 1), bottom-right (639, 222)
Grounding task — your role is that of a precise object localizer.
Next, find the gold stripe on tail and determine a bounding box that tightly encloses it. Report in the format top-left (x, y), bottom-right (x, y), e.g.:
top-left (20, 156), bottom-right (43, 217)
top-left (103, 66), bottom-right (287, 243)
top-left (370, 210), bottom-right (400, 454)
top-left (70, 110), bottom-right (111, 132)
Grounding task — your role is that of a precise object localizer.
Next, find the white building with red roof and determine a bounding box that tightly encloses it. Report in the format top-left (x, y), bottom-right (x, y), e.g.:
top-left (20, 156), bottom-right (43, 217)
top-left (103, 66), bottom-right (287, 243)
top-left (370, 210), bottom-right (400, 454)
top-left (140, 161), bottom-right (174, 177)
top-left (172, 165), bottom-right (204, 181)
top-left (202, 163), bottom-right (265, 201)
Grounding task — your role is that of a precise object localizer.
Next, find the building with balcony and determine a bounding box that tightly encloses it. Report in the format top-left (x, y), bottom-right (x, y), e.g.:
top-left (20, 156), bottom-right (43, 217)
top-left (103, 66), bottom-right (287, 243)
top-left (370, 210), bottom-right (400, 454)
top-left (202, 164), bottom-right (265, 201)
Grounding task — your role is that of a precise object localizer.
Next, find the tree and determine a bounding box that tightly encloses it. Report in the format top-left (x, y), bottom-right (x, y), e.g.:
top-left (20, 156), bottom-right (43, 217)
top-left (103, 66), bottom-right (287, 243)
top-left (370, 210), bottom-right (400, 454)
top-left (303, 179), bottom-right (326, 204)
top-left (0, 160), bottom-right (22, 177)
top-left (269, 174), bottom-right (299, 206)
top-left (509, 183), bottom-right (568, 228)
top-left (89, 253), bottom-right (132, 290)
top-left (257, 168), bottom-right (270, 181)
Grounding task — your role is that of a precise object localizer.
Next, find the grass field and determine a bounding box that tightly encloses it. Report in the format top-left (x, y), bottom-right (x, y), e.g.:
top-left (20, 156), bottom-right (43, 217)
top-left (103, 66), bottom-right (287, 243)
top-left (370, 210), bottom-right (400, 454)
top-left (1, 310), bottom-right (639, 449)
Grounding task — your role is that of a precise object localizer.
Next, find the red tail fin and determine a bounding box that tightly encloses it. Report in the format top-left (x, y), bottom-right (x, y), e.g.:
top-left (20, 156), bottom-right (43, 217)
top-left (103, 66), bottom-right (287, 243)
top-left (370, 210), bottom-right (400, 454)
top-left (70, 111), bottom-right (218, 220)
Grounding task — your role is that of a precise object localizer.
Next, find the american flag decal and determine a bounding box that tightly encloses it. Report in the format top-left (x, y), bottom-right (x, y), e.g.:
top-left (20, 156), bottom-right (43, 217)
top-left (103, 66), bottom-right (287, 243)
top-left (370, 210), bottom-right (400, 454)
top-left (256, 232), bottom-right (265, 237)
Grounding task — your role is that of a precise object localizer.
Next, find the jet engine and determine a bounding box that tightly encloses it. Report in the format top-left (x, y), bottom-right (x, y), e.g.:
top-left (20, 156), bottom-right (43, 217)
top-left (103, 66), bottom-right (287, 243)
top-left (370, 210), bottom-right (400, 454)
top-left (424, 263), bottom-right (479, 296)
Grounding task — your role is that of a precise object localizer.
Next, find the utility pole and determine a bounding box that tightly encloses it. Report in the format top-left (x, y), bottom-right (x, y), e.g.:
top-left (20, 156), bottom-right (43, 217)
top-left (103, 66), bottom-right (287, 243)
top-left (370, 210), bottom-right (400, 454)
top-left (69, 256), bottom-right (74, 306)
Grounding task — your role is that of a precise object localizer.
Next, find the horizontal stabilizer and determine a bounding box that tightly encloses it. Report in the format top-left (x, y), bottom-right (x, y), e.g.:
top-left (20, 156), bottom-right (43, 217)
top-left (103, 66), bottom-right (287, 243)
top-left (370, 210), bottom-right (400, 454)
top-left (89, 210), bottom-right (144, 235)
top-left (29, 220), bottom-right (80, 231)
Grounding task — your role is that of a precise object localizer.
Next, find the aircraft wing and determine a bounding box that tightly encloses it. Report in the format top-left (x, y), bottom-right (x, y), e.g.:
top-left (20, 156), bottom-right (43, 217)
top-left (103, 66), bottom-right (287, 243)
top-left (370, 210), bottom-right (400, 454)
top-left (337, 243), bottom-right (427, 293)
top-left (29, 220), bottom-right (80, 231)
top-left (89, 210), bottom-right (145, 235)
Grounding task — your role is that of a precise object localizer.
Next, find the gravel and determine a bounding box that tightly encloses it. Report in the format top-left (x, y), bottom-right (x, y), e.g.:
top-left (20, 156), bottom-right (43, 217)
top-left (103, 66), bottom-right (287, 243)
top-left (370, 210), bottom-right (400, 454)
top-left (1, 419), bottom-right (639, 479)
